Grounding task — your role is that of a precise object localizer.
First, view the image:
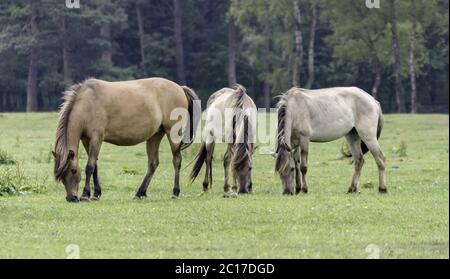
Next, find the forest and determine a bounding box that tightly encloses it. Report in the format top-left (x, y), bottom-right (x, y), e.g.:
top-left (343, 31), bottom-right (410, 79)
top-left (0, 0), bottom-right (448, 113)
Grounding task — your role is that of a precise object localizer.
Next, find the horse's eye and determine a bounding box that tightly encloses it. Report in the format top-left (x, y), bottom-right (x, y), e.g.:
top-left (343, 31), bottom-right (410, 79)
top-left (290, 168), bottom-right (295, 172)
top-left (71, 169), bottom-right (77, 175)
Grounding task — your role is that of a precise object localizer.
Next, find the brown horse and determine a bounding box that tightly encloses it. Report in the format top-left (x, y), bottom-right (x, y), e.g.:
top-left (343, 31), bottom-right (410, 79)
top-left (53, 77), bottom-right (199, 202)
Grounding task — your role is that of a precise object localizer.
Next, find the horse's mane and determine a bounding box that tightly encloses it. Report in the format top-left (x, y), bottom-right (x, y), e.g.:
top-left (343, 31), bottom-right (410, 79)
top-left (230, 84), bottom-right (253, 173)
top-left (207, 87), bottom-right (228, 107)
top-left (275, 89), bottom-right (295, 174)
top-left (53, 81), bottom-right (86, 181)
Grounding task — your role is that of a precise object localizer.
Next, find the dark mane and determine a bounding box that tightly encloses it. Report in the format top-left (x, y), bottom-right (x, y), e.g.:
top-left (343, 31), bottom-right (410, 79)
top-left (230, 84), bottom-right (252, 173)
top-left (53, 82), bottom-right (85, 181)
top-left (231, 115), bottom-right (252, 172)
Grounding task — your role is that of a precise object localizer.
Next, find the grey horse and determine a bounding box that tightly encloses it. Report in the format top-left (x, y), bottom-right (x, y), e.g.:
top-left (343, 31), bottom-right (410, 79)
top-left (275, 87), bottom-right (387, 195)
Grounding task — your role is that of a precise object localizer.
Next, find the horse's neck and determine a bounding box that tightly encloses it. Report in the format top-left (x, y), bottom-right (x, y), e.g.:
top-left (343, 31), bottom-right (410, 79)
top-left (66, 119), bottom-right (82, 156)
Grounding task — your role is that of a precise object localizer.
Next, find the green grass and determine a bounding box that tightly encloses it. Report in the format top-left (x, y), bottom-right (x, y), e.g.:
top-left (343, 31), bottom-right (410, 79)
top-left (0, 113), bottom-right (448, 259)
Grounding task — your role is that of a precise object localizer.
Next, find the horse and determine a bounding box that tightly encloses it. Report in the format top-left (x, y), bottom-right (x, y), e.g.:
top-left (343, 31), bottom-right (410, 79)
top-left (53, 77), bottom-right (200, 202)
top-left (189, 85), bottom-right (257, 195)
top-left (275, 87), bottom-right (387, 195)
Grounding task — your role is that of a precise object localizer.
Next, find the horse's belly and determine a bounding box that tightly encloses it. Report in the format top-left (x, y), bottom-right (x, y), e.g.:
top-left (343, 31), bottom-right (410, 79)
top-left (104, 119), bottom-right (158, 146)
top-left (309, 119), bottom-right (354, 142)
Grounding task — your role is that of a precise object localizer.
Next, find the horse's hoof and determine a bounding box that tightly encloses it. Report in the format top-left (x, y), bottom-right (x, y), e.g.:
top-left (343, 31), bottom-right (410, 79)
top-left (282, 191), bottom-right (294, 196)
top-left (133, 195), bottom-right (146, 200)
top-left (171, 194), bottom-right (178, 199)
top-left (347, 187), bottom-right (358, 193)
top-left (80, 196), bottom-right (90, 202)
top-left (223, 191), bottom-right (236, 198)
top-left (378, 188), bottom-right (388, 194)
top-left (90, 196), bottom-right (100, 201)
top-left (66, 196), bottom-right (79, 203)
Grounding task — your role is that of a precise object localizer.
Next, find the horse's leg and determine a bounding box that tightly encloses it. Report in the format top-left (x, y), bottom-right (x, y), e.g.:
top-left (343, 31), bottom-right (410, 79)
top-left (361, 137), bottom-right (387, 193)
top-left (80, 136), bottom-right (103, 201)
top-left (134, 132), bottom-right (164, 199)
top-left (299, 138), bottom-right (309, 193)
top-left (294, 148), bottom-right (302, 195)
top-left (167, 136), bottom-right (182, 199)
top-left (91, 165), bottom-right (101, 200)
top-left (346, 131), bottom-right (364, 193)
top-left (81, 138), bottom-right (102, 200)
top-left (202, 142), bottom-right (215, 192)
top-left (223, 143), bottom-right (233, 193)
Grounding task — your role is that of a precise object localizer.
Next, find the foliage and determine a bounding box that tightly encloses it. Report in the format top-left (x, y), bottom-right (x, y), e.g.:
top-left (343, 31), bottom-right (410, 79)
top-left (0, 0), bottom-right (448, 112)
top-left (0, 148), bottom-right (16, 165)
top-left (0, 165), bottom-right (46, 196)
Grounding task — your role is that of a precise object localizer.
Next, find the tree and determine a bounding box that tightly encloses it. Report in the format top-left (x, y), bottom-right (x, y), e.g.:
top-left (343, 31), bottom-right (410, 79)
top-left (323, 0), bottom-right (390, 100)
top-left (26, 0), bottom-right (39, 112)
top-left (389, 0), bottom-right (405, 112)
top-left (136, 0), bottom-right (146, 72)
top-left (292, 0), bottom-right (304, 87)
top-left (228, 17), bottom-right (238, 87)
top-left (174, 0), bottom-right (186, 84)
top-left (409, 0), bottom-right (418, 113)
top-left (61, 15), bottom-right (72, 84)
top-left (305, 0), bottom-right (318, 89)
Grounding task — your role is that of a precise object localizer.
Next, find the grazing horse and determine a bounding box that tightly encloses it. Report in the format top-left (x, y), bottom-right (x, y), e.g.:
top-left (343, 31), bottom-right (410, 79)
top-left (189, 85), bottom-right (257, 195)
top-left (275, 87), bottom-right (387, 195)
top-left (53, 77), bottom-right (200, 202)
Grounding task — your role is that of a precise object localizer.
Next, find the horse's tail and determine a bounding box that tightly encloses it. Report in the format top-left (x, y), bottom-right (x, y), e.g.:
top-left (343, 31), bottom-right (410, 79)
top-left (189, 141), bottom-right (207, 183)
top-left (361, 106), bottom-right (384, 154)
top-left (180, 86), bottom-right (200, 151)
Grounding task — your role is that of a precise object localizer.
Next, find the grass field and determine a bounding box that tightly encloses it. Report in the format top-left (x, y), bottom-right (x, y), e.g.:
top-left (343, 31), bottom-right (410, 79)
top-left (0, 113), bottom-right (448, 259)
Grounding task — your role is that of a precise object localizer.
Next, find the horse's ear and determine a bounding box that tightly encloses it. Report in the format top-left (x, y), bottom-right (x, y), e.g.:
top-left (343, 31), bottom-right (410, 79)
top-left (52, 151), bottom-right (57, 158)
top-left (68, 150), bottom-right (75, 160)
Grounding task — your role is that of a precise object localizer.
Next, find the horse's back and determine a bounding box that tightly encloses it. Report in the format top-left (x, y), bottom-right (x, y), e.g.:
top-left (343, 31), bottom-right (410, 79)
top-left (287, 87), bottom-right (380, 142)
top-left (78, 78), bottom-right (188, 145)
top-left (205, 87), bottom-right (256, 143)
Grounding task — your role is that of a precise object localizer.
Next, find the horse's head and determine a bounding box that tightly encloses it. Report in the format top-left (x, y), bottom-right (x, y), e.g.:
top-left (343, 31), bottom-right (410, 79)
top-left (275, 145), bottom-right (295, 194)
top-left (53, 149), bottom-right (81, 202)
top-left (232, 143), bottom-right (254, 194)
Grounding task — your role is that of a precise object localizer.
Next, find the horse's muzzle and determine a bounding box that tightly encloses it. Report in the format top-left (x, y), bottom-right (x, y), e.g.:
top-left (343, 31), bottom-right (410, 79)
top-left (66, 195), bottom-right (79, 203)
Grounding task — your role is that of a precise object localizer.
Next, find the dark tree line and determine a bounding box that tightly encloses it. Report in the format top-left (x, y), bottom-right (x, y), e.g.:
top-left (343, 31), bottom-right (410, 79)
top-left (0, 0), bottom-right (448, 113)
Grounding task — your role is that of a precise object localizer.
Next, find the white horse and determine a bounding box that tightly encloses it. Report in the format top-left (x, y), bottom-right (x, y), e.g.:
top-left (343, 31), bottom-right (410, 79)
top-left (275, 87), bottom-right (387, 195)
top-left (189, 85), bottom-right (257, 195)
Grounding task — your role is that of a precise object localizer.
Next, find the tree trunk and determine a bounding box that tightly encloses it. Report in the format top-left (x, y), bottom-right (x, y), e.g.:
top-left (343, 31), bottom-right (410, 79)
top-left (136, 1), bottom-right (146, 72)
top-left (263, 37), bottom-right (271, 110)
top-left (389, 0), bottom-right (405, 113)
top-left (100, 24), bottom-right (113, 65)
top-left (292, 0), bottom-right (304, 87)
top-left (27, 3), bottom-right (39, 112)
top-left (409, 0), bottom-right (418, 113)
top-left (174, 0), bottom-right (186, 84)
top-left (305, 1), bottom-right (317, 89)
top-left (62, 16), bottom-right (72, 84)
top-left (228, 17), bottom-right (237, 87)
top-left (372, 58), bottom-right (381, 100)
